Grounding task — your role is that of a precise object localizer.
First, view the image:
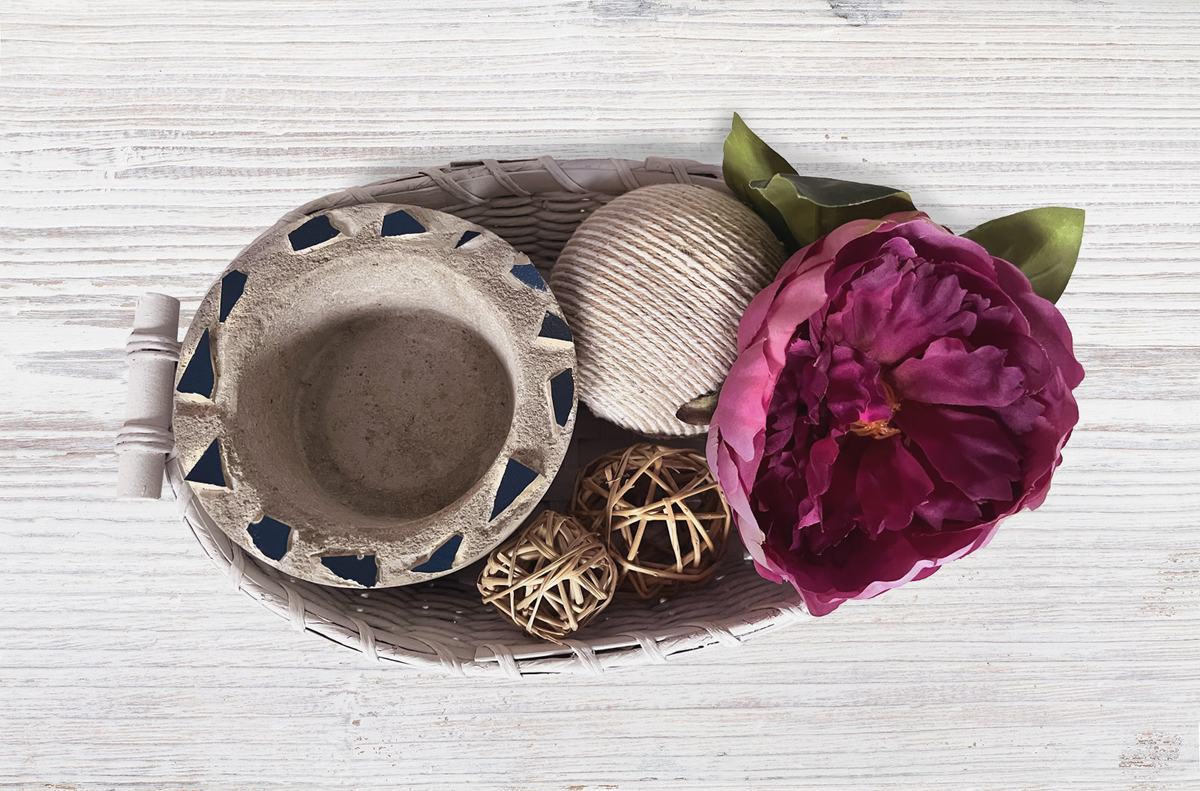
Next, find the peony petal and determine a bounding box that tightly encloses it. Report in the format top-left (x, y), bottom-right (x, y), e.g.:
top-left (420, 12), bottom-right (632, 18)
top-left (992, 257), bottom-right (1086, 389)
top-left (906, 522), bottom-right (999, 568)
top-left (736, 267), bottom-right (790, 354)
top-left (910, 565), bottom-right (941, 583)
top-left (822, 230), bottom-right (916, 302)
top-left (902, 441), bottom-right (983, 530)
top-left (800, 591), bottom-right (846, 617)
top-left (758, 262), bottom-right (836, 374)
top-left (914, 479), bottom-right (982, 530)
top-left (872, 266), bottom-right (976, 365)
top-left (819, 213), bottom-right (943, 301)
top-left (799, 216), bottom-right (893, 287)
top-left (898, 218), bottom-right (998, 280)
top-left (709, 431), bottom-right (772, 572)
top-left (882, 210), bottom-right (936, 225)
top-left (779, 520), bottom-right (993, 615)
top-left (798, 344), bottom-right (832, 419)
top-left (990, 332), bottom-right (1052, 396)
top-left (737, 224), bottom-right (861, 354)
top-left (994, 394), bottom-right (1046, 435)
top-left (796, 434), bottom-right (841, 528)
top-left (825, 344), bottom-right (890, 427)
top-left (891, 337), bottom-right (1026, 407)
top-left (808, 438), bottom-right (866, 553)
top-left (895, 402), bottom-right (1021, 502)
top-left (1012, 369), bottom-right (1079, 509)
top-left (857, 436), bottom-right (935, 535)
top-left (762, 356), bottom-right (807, 455)
top-left (752, 559), bottom-right (785, 585)
top-left (823, 254), bottom-right (905, 354)
top-left (713, 337), bottom-right (774, 466)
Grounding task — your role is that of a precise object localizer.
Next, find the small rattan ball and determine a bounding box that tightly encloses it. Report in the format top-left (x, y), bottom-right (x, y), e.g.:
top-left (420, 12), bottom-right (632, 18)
top-left (570, 443), bottom-right (732, 600)
top-left (477, 510), bottom-right (619, 643)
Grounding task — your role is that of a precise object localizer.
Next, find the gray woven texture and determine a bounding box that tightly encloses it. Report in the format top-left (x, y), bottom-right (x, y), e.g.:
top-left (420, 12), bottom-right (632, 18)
top-left (171, 156), bottom-right (804, 676)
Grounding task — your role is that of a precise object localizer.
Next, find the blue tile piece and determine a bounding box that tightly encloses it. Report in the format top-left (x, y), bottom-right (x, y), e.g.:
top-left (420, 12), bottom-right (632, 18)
top-left (321, 554), bottom-right (378, 588)
top-left (288, 215), bottom-right (340, 251)
top-left (412, 534), bottom-right (463, 574)
top-left (381, 209), bottom-right (426, 237)
top-left (549, 369), bottom-right (575, 428)
top-left (538, 312), bottom-right (573, 343)
top-left (219, 270), bottom-right (248, 322)
top-left (454, 230), bottom-right (481, 248)
top-left (176, 329), bottom-right (215, 398)
top-left (185, 438), bottom-right (227, 488)
top-left (247, 515), bottom-right (291, 561)
top-left (490, 458), bottom-right (540, 521)
top-left (510, 263), bottom-right (548, 292)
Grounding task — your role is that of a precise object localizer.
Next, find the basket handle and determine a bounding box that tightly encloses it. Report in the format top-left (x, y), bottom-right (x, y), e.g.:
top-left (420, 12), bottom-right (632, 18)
top-left (116, 293), bottom-right (181, 499)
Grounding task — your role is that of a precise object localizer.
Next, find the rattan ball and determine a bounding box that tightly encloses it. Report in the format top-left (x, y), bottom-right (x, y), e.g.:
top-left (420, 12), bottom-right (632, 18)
top-left (477, 510), bottom-right (619, 643)
top-left (570, 443), bottom-right (732, 600)
top-left (550, 183), bottom-right (785, 437)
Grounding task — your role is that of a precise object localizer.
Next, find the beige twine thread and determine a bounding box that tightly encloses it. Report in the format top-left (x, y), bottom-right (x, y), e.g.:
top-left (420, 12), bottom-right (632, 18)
top-left (551, 183), bottom-right (784, 437)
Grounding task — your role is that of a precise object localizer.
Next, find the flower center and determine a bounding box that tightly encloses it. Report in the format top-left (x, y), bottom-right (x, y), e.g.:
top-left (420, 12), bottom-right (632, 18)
top-left (848, 381), bottom-right (901, 440)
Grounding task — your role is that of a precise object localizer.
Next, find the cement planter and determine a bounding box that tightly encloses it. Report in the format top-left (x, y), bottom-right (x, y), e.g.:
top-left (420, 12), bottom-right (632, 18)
top-left (172, 203), bottom-right (577, 588)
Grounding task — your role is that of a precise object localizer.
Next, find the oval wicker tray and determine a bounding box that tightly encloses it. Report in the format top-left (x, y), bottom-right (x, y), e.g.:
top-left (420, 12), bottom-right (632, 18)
top-left (164, 156), bottom-right (806, 676)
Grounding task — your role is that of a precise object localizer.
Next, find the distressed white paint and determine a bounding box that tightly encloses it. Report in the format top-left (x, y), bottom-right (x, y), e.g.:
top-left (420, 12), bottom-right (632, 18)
top-left (115, 293), bottom-right (179, 499)
top-left (1, 0), bottom-right (1198, 788)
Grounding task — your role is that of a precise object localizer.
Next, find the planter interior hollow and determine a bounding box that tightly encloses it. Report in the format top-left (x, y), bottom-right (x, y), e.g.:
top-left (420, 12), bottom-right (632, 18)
top-left (280, 309), bottom-right (515, 523)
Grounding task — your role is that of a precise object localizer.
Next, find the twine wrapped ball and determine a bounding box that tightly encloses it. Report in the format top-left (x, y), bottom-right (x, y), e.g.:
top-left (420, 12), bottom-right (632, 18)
top-left (570, 443), bottom-right (732, 600)
top-left (477, 510), bottom-right (618, 643)
top-left (550, 183), bottom-right (784, 437)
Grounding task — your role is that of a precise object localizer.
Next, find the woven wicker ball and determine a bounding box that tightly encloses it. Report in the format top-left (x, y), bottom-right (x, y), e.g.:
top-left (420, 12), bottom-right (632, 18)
top-left (570, 443), bottom-right (732, 600)
top-left (550, 183), bottom-right (784, 437)
top-left (477, 510), bottom-right (619, 643)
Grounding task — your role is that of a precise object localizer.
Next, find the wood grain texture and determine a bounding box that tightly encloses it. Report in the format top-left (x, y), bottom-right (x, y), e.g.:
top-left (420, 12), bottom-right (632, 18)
top-left (1, 0), bottom-right (1198, 788)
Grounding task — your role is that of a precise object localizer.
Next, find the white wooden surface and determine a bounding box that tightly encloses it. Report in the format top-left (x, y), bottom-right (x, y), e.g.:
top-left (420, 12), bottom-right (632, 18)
top-left (2, 0), bottom-right (1198, 788)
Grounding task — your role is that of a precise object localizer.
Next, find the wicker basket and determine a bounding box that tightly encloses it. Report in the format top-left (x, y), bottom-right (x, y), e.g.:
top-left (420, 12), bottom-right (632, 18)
top-left (147, 156), bottom-right (806, 676)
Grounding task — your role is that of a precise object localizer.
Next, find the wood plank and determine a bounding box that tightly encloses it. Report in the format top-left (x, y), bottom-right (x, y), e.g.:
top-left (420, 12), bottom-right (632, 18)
top-left (1, 0), bottom-right (1197, 788)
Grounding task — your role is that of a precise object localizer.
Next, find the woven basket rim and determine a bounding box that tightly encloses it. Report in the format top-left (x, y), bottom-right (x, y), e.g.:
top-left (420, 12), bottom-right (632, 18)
top-left (168, 155), bottom-right (806, 677)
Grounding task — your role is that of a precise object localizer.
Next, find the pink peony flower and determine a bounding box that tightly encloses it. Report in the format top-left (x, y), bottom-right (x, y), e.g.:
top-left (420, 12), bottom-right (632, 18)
top-left (707, 212), bottom-right (1084, 615)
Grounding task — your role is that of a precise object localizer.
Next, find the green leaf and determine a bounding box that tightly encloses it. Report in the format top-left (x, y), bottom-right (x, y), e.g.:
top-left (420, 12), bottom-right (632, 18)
top-left (752, 173), bottom-right (916, 250)
top-left (961, 207), bottom-right (1085, 304)
top-left (722, 113), bottom-right (798, 247)
top-left (675, 388), bottom-right (721, 427)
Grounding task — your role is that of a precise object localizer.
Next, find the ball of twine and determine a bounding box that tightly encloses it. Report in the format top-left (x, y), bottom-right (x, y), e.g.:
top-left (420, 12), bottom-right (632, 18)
top-left (550, 183), bottom-right (785, 437)
top-left (477, 510), bottom-right (618, 643)
top-left (570, 443), bottom-right (732, 601)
